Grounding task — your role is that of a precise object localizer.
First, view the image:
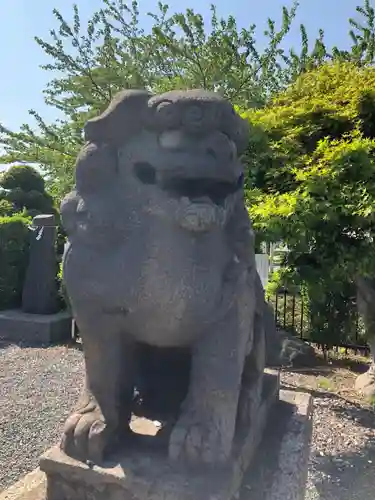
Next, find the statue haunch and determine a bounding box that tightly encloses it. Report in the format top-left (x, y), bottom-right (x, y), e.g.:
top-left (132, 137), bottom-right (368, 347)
top-left (60, 89), bottom-right (270, 466)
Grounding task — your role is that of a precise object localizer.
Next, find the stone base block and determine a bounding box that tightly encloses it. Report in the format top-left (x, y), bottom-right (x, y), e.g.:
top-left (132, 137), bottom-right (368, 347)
top-left (0, 309), bottom-right (72, 344)
top-left (40, 371), bottom-right (280, 500)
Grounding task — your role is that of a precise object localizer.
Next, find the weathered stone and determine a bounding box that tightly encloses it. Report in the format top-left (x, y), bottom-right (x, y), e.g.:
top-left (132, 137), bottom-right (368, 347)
top-left (57, 89), bottom-right (279, 470)
top-left (277, 331), bottom-right (316, 367)
top-left (22, 214), bottom-right (59, 315)
top-left (263, 296), bottom-right (316, 368)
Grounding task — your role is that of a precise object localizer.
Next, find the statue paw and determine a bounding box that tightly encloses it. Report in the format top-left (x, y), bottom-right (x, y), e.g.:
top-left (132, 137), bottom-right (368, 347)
top-left (60, 401), bottom-right (114, 464)
top-left (169, 411), bottom-right (231, 464)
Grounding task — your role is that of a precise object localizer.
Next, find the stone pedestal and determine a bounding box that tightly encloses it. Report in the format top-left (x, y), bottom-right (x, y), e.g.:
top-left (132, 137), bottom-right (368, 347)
top-left (40, 372), bottom-right (280, 500)
top-left (0, 309), bottom-right (72, 344)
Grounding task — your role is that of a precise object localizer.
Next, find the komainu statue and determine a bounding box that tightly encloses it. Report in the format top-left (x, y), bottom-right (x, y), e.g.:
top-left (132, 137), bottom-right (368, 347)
top-left (60, 89), bottom-right (275, 466)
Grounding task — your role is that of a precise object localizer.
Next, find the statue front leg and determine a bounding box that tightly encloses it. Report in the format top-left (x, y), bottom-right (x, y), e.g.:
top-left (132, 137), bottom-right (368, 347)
top-left (169, 282), bottom-right (253, 464)
top-left (61, 316), bottom-right (136, 464)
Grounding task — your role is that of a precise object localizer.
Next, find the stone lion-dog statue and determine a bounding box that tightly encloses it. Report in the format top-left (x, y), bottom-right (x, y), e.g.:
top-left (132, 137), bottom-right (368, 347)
top-left (60, 89), bottom-right (274, 466)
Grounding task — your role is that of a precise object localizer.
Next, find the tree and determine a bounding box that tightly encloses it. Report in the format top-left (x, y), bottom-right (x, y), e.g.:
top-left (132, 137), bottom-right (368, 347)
top-left (0, 0), bottom-right (360, 201)
top-left (0, 165), bottom-right (55, 217)
top-left (242, 61), bottom-right (375, 345)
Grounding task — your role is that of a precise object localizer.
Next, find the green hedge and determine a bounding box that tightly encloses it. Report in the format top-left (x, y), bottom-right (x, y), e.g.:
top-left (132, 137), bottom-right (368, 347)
top-left (0, 215), bottom-right (30, 310)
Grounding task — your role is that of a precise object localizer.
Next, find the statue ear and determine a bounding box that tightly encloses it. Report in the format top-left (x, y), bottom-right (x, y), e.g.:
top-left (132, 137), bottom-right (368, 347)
top-left (75, 142), bottom-right (118, 195)
top-left (84, 90), bottom-right (152, 146)
top-left (74, 90), bottom-right (152, 196)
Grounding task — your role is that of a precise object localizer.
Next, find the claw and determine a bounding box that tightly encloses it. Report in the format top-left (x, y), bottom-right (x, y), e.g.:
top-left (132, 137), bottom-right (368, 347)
top-left (169, 413), bottom-right (231, 465)
top-left (60, 404), bottom-right (110, 464)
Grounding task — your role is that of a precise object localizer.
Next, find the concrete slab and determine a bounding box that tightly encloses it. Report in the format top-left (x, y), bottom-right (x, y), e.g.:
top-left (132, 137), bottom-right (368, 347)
top-left (0, 310), bottom-right (72, 344)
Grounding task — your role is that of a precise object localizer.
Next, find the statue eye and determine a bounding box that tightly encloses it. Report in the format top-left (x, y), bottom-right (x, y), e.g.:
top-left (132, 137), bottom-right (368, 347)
top-left (133, 162), bottom-right (156, 185)
top-left (183, 105), bottom-right (204, 127)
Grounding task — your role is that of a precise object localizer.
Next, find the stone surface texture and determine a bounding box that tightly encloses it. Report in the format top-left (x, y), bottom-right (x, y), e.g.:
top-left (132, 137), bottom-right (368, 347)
top-left (59, 89), bottom-right (279, 467)
top-left (22, 214), bottom-right (59, 315)
top-left (0, 309), bottom-right (72, 344)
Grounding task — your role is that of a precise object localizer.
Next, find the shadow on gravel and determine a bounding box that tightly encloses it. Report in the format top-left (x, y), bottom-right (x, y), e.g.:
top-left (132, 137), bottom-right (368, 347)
top-left (281, 381), bottom-right (375, 499)
top-left (310, 442), bottom-right (375, 500)
top-left (332, 404), bottom-right (375, 431)
top-left (282, 367), bottom-right (336, 377)
top-left (327, 357), bottom-right (370, 374)
top-left (281, 356), bottom-right (370, 377)
top-left (281, 382), bottom-right (340, 401)
top-left (281, 382), bottom-right (375, 414)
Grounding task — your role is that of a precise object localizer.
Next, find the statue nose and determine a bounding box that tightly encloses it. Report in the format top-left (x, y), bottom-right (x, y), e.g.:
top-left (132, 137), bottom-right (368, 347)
top-left (203, 132), bottom-right (236, 163)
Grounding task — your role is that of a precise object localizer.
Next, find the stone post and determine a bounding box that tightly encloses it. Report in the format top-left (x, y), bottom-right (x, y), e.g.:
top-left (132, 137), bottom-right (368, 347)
top-left (22, 214), bottom-right (59, 315)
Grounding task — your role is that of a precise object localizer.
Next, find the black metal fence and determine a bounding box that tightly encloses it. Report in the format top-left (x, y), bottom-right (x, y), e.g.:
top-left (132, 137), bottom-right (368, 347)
top-left (268, 290), bottom-right (370, 355)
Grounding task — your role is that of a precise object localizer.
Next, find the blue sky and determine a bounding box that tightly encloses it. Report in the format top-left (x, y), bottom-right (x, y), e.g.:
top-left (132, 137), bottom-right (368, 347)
top-left (0, 0), bottom-right (363, 133)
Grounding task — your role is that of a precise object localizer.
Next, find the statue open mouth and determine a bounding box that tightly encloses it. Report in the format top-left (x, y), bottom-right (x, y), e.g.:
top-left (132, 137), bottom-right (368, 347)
top-left (133, 161), bottom-right (243, 231)
top-left (134, 161), bottom-right (243, 204)
top-left (160, 175), bottom-right (243, 206)
top-left (166, 176), bottom-right (244, 232)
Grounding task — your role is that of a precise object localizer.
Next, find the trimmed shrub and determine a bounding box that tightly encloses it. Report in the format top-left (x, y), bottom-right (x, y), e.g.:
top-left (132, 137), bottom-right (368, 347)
top-left (0, 165), bottom-right (55, 217)
top-left (1, 165), bottom-right (45, 193)
top-left (0, 215), bottom-right (30, 310)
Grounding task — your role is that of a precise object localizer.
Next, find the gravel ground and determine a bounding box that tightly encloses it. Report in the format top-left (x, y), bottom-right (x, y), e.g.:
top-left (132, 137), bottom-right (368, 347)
top-left (1, 343), bottom-right (375, 498)
top-left (0, 342), bottom-right (84, 490)
top-left (281, 371), bottom-right (375, 500)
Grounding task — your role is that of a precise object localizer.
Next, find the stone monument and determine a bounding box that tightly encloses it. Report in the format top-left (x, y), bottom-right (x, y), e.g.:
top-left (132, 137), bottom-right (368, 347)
top-left (39, 90), bottom-right (312, 500)
top-left (0, 213), bottom-right (72, 344)
top-left (22, 214), bottom-right (59, 314)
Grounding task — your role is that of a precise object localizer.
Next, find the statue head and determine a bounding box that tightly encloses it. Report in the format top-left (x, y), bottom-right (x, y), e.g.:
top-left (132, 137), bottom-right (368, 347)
top-left (63, 89), bottom-right (249, 236)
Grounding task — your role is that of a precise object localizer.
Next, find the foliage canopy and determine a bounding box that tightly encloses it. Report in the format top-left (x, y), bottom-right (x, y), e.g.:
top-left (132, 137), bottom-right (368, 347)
top-left (1, 0), bottom-right (375, 199)
top-left (244, 62), bottom-right (375, 280)
top-left (242, 61), bottom-right (375, 343)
